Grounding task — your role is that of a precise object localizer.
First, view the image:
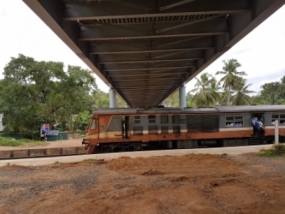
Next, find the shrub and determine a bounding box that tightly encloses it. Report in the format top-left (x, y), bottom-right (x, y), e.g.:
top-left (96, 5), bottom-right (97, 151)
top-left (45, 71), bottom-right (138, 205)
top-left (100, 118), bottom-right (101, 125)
top-left (258, 143), bottom-right (285, 157)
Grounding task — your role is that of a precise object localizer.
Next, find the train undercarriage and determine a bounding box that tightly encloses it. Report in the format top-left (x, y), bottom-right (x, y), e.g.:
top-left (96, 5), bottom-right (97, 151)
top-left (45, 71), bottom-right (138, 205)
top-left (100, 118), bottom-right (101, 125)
top-left (86, 135), bottom-right (284, 154)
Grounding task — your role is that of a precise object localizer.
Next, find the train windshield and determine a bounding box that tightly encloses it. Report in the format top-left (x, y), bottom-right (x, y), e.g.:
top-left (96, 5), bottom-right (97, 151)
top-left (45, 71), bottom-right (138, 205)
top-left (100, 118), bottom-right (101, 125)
top-left (89, 119), bottom-right (97, 130)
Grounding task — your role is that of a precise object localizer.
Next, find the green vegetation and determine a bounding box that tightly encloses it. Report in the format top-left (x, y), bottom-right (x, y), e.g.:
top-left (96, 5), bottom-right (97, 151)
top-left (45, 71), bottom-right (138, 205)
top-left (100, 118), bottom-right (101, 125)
top-left (190, 73), bottom-right (220, 107)
top-left (0, 136), bottom-right (44, 147)
top-left (258, 144), bottom-right (285, 157)
top-left (1, 55), bottom-right (285, 140)
top-left (163, 58), bottom-right (285, 107)
top-left (53, 161), bottom-right (60, 165)
top-left (0, 54), bottom-right (126, 140)
top-left (82, 158), bottom-right (95, 163)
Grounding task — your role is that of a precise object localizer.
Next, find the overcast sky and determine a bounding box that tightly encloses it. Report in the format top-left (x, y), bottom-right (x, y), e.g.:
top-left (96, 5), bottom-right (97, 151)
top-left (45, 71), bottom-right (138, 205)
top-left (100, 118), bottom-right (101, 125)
top-left (1, 1), bottom-right (285, 95)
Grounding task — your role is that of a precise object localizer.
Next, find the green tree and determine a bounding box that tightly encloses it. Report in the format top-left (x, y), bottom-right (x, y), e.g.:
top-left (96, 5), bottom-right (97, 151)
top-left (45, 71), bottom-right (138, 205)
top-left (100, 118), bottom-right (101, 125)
top-left (190, 73), bottom-right (220, 107)
top-left (163, 92), bottom-right (179, 107)
top-left (74, 110), bottom-right (91, 131)
top-left (216, 59), bottom-right (247, 106)
top-left (259, 82), bottom-right (281, 105)
top-left (91, 90), bottom-right (109, 108)
top-left (186, 92), bottom-right (195, 107)
top-left (279, 76), bottom-right (285, 99)
top-left (231, 79), bottom-right (255, 105)
top-left (0, 54), bottom-right (97, 139)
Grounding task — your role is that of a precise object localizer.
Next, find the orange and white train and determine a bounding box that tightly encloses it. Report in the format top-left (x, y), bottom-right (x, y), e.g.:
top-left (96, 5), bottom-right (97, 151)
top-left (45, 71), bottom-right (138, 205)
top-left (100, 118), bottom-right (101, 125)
top-left (83, 105), bottom-right (285, 154)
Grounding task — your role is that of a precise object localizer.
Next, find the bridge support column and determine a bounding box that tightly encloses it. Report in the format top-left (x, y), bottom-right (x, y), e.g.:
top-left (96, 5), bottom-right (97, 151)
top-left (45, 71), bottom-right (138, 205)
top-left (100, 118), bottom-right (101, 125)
top-left (179, 85), bottom-right (186, 109)
top-left (109, 88), bottom-right (116, 108)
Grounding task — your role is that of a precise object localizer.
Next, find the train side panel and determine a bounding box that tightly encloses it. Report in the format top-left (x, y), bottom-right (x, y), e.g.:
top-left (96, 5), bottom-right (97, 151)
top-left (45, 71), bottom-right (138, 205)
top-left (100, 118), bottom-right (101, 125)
top-left (84, 110), bottom-right (285, 154)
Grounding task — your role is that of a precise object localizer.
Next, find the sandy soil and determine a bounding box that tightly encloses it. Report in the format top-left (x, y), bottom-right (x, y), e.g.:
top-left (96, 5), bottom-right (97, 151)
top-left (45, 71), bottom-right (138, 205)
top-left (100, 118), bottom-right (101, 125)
top-left (1, 153), bottom-right (285, 214)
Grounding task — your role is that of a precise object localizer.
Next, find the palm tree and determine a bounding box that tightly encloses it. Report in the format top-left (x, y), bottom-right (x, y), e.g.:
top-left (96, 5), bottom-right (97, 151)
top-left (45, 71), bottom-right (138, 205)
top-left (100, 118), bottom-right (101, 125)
top-left (216, 59), bottom-right (247, 106)
top-left (231, 79), bottom-right (255, 105)
top-left (190, 73), bottom-right (220, 107)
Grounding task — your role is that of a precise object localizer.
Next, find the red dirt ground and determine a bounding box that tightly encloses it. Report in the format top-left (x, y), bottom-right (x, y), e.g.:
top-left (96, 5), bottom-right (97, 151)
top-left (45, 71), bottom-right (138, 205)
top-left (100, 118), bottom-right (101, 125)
top-left (1, 153), bottom-right (285, 214)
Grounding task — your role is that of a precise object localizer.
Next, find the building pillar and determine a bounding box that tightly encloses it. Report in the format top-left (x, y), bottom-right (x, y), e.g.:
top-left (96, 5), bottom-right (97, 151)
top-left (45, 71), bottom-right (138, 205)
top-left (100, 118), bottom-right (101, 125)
top-left (109, 88), bottom-right (116, 108)
top-left (179, 84), bottom-right (186, 108)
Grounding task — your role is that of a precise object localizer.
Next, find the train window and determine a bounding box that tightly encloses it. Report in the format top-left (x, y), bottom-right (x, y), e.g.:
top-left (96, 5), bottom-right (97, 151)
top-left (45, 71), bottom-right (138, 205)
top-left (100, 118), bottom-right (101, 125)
top-left (272, 114), bottom-right (279, 125)
top-left (225, 115), bottom-right (243, 127)
top-left (90, 119), bottom-right (96, 130)
top-left (161, 115), bottom-right (168, 124)
top-left (134, 116), bottom-right (141, 124)
top-left (272, 114), bottom-right (285, 125)
top-left (280, 114), bottom-right (285, 125)
top-left (148, 115), bottom-right (156, 123)
top-left (172, 115), bottom-right (180, 124)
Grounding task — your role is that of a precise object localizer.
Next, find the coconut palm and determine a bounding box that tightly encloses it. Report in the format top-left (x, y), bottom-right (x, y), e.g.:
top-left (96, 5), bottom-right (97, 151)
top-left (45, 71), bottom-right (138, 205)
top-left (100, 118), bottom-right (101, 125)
top-left (231, 79), bottom-right (255, 105)
top-left (216, 59), bottom-right (247, 106)
top-left (190, 73), bottom-right (220, 107)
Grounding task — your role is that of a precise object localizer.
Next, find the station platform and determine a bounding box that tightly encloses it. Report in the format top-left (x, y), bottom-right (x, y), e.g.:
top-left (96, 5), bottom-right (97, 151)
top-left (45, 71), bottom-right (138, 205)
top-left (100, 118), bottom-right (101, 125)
top-left (0, 139), bottom-right (86, 159)
top-left (0, 144), bottom-right (272, 167)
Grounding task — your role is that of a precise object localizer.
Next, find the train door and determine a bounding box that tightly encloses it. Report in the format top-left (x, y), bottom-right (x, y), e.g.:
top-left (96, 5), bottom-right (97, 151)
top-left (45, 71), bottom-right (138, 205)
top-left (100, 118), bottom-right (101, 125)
top-left (251, 112), bottom-right (265, 140)
top-left (122, 116), bottom-right (129, 139)
top-left (252, 113), bottom-right (264, 126)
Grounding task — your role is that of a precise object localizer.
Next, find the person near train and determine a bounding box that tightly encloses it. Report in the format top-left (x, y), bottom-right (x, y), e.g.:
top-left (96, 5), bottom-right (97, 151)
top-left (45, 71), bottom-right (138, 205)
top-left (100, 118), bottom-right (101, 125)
top-left (251, 117), bottom-right (258, 137)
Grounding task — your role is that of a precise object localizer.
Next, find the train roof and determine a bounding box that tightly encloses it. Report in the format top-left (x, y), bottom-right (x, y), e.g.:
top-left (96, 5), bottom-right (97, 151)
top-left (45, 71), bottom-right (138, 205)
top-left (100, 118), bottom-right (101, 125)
top-left (93, 105), bottom-right (285, 114)
top-left (215, 105), bottom-right (285, 112)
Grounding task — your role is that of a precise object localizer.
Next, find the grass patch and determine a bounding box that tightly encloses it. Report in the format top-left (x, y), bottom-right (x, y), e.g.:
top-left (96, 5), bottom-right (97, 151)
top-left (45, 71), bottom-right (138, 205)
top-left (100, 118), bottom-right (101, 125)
top-left (53, 161), bottom-right (60, 165)
top-left (0, 136), bottom-right (45, 147)
top-left (82, 158), bottom-right (95, 163)
top-left (258, 143), bottom-right (285, 157)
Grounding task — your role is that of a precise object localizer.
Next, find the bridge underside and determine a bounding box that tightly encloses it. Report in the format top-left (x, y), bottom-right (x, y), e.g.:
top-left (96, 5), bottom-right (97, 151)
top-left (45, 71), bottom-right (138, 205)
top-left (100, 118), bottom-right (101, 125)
top-left (24, 0), bottom-right (284, 107)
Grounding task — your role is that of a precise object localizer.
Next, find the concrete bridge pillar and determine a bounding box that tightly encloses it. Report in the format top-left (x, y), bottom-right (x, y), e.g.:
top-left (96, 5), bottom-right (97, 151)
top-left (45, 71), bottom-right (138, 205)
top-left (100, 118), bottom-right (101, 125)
top-left (109, 88), bottom-right (116, 108)
top-left (179, 85), bottom-right (186, 109)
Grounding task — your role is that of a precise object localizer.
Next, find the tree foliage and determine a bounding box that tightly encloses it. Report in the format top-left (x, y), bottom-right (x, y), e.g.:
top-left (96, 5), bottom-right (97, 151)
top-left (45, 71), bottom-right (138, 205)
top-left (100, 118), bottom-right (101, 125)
top-left (0, 54), bottom-right (97, 138)
top-left (216, 59), bottom-right (247, 106)
top-left (231, 79), bottom-right (255, 105)
top-left (190, 73), bottom-right (220, 107)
